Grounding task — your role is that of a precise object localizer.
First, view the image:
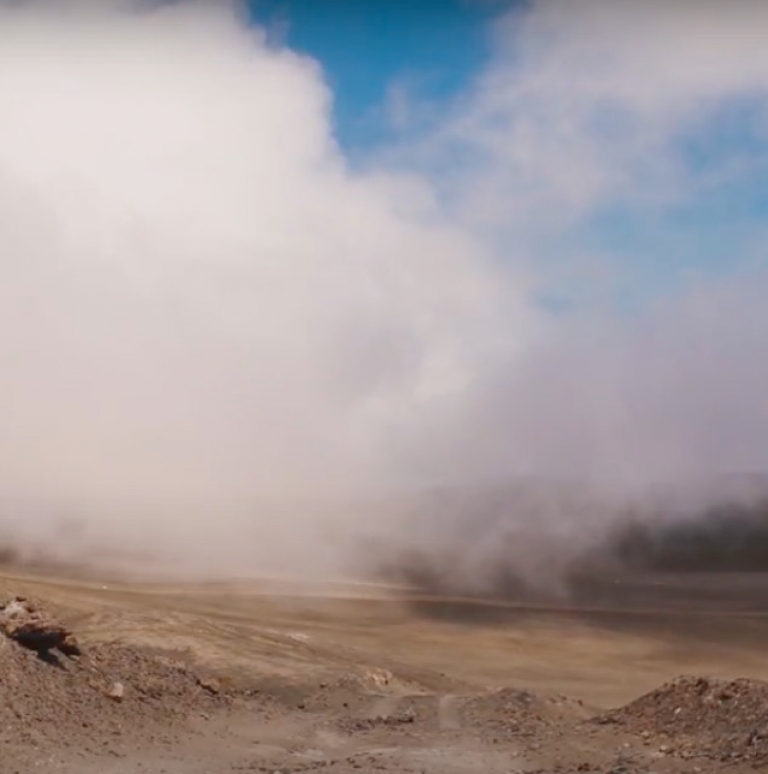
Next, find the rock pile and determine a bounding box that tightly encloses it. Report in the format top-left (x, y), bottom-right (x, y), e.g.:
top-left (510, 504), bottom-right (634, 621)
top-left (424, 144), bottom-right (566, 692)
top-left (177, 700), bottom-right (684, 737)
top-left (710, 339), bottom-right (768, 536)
top-left (606, 675), bottom-right (768, 764)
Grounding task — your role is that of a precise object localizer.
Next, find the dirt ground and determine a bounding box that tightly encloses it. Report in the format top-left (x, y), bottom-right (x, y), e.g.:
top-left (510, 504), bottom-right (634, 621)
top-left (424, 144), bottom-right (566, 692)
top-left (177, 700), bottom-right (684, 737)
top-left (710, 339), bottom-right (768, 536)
top-left (3, 569), bottom-right (768, 773)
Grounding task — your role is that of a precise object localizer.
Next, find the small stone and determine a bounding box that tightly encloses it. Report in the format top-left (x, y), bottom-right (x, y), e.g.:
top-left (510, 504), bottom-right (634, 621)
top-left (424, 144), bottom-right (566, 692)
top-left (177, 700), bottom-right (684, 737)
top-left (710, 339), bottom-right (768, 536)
top-left (107, 682), bottom-right (125, 702)
top-left (59, 634), bottom-right (82, 657)
top-left (197, 676), bottom-right (221, 694)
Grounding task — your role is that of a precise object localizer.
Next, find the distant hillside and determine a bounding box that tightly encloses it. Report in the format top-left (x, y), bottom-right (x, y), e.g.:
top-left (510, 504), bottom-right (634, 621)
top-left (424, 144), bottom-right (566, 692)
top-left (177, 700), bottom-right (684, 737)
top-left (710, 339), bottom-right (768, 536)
top-left (614, 497), bottom-right (768, 572)
top-left (357, 476), bottom-right (768, 599)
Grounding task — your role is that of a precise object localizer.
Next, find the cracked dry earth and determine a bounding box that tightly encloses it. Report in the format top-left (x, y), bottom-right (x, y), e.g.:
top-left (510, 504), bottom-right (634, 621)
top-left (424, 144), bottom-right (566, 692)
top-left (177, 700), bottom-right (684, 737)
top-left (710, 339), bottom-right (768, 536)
top-left (3, 571), bottom-right (768, 772)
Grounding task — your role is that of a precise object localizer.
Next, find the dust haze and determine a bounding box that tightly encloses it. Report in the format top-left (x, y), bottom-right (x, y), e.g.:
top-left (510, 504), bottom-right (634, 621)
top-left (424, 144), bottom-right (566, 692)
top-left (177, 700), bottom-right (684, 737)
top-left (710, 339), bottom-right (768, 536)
top-left (1, 0), bottom-right (767, 592)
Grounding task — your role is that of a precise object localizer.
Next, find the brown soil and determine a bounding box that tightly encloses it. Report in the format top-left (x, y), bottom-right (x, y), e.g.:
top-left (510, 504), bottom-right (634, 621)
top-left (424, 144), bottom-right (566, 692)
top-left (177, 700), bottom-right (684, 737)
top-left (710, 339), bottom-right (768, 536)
top-left (0, 622), bottom-right (232, 769)
top-left (3, 570), bottom-right (768, 773)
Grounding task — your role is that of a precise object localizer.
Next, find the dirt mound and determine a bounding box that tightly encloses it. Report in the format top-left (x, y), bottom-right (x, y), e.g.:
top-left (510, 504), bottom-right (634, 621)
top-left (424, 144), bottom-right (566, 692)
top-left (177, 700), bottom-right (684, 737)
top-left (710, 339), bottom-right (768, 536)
top-left (461, 687), bottom-right (589, 740)
top-left (606, 675), bottom-right (768, 764)
top-left (298, 672), bottom-right (591, 745)
top-left (297, 669), bottom-right (420, 715)
top-left (0, 597), bottom-right (233, 766)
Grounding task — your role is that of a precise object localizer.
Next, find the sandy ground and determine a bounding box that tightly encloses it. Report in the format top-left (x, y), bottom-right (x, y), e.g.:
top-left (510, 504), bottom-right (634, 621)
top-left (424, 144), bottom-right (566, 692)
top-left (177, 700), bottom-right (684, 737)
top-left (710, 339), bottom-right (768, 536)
top-left (3, 568), bottom-right (768, 773)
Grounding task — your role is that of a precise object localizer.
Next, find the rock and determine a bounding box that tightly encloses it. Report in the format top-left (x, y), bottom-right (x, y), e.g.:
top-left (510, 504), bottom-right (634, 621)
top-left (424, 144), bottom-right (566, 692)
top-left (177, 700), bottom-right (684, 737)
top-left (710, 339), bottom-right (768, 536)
top-left (363, 667), bottom-right (393, 689)
top-left (197, 676), bottom-right (221, 695)
top-left (106, 682), bottom-right (125, 702)
top-left (59, 634), bottom-right (82, 657)
top-left (0, 596), bottom-right (76, 655)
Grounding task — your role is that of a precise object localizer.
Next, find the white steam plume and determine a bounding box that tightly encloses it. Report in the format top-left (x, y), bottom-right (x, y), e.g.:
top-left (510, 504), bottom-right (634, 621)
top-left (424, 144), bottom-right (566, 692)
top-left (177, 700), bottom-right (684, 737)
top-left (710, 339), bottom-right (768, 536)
top-left (0, 0), bottom-right (767, 587)
top-left (0, 0), bottom-right (528, 575)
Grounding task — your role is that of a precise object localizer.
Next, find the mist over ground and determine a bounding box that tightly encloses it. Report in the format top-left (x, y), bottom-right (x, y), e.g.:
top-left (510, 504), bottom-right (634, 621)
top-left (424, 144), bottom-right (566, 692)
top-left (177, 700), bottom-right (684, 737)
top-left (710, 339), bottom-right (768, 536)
top-left (1, 0), bottom-right (768, 591)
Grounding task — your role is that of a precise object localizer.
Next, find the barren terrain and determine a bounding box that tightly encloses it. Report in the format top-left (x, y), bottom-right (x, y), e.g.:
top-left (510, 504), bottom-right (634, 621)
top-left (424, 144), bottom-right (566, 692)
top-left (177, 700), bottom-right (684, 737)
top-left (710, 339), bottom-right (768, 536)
top-left (3, 567), bottom-right (768, 773)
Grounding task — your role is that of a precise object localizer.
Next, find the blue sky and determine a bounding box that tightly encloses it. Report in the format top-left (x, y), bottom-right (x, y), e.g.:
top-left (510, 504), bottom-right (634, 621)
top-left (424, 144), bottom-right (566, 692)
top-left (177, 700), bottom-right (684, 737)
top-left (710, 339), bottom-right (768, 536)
top-left (248, 0), bottom-right (511, 150)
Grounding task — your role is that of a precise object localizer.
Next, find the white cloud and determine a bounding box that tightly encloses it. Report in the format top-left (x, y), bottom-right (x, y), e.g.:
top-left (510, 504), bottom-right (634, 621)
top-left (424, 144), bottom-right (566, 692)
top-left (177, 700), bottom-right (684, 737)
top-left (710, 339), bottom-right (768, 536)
top-left (425, 0), bottom-right (768, 224)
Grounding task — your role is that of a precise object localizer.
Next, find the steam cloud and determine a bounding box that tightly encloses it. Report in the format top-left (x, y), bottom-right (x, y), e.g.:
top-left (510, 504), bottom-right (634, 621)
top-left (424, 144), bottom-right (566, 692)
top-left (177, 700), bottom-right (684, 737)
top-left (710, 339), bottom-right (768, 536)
top-left (1, 0), bottom-right (767, 587)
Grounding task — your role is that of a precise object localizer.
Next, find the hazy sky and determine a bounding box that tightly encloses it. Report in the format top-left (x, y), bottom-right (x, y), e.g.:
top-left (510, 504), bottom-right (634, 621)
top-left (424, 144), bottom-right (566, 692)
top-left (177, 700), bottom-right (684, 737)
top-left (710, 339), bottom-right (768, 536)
top-left (1, 0), bottom-right (767, 576)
